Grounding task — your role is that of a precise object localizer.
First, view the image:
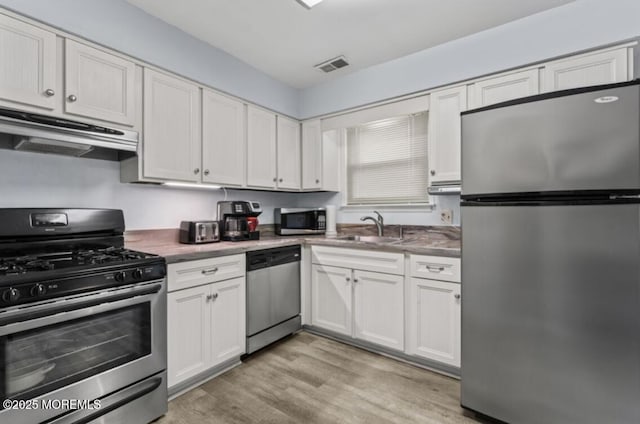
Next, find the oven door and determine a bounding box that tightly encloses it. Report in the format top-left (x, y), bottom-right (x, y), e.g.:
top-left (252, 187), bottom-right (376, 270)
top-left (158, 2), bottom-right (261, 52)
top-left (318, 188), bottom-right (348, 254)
top-left (0, 279), bottom-right (166, 424)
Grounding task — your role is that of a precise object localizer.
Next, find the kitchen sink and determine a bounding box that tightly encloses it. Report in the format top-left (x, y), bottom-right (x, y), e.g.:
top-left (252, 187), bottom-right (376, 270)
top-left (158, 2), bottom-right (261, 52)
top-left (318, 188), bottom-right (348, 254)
top-left (336, 235), bottom-right (404, 244)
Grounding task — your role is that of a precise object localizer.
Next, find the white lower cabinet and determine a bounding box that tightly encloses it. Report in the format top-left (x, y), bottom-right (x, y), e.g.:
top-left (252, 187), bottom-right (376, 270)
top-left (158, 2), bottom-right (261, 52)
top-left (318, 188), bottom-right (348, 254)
top-left (310, 247), bottom-right (461, 368)
top-left (311, 247), bottom-right (405, 352)
top-left (210, 277), bottom-right (246, 365)
top-left (167, 284), bottom-right (211, 387)
top-left (311, 264), bottom-right (352, 336)
top-left (353, 270), bottom-right (404, 350)
top-left (406, 255), bottom-right (461, 368)
top-left (167, 255), bottom-right (246, 390)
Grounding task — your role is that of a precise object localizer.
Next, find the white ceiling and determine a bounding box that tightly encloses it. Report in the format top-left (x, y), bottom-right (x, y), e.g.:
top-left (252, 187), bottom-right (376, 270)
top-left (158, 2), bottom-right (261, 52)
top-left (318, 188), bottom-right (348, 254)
top-left (126, 0), bottom-right (574, 89)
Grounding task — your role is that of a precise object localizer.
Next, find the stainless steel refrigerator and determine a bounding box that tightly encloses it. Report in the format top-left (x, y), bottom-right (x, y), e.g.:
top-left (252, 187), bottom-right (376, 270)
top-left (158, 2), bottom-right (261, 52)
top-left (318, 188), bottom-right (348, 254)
top-left (460, 80), bottom-right (640, 424)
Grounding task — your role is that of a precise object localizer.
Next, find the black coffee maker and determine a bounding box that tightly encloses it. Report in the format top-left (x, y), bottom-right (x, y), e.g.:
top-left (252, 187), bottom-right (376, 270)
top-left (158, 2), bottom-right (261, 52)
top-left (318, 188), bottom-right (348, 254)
top-left (217, 201), bottom-right (262, 241)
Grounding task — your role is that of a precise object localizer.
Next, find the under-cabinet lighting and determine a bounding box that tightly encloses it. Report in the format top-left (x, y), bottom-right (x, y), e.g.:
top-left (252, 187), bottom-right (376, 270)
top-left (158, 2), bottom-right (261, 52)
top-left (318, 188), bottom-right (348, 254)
top-left (163, 182), bottom-right (221, 190)
top-left (296, 0), bottom-right (324, 9)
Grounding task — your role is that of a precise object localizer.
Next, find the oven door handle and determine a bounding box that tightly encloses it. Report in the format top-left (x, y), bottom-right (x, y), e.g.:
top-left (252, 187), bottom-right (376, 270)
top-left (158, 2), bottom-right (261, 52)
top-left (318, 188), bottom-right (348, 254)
top-left (0, 283), bottom-right (162, 330)
top-left (46, 375), bottom-right (163, 424)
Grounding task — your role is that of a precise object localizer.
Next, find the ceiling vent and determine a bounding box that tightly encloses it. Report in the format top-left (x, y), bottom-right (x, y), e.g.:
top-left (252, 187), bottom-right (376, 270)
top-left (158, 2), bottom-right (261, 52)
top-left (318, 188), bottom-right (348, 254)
top-left (314, 56), bottom-right (349, 73)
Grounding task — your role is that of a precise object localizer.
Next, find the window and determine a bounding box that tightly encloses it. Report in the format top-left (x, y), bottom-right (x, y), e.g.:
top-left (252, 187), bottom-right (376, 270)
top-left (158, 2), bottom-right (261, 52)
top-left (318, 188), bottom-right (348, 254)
top-left (346, 112), bottom-right (428, 205)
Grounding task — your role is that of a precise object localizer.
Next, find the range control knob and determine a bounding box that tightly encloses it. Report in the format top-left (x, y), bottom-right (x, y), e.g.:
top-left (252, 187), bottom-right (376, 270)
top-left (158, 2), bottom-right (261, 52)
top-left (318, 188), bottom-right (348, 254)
top-left (114, 271), bottom-right (127, 282)
top-left (2, 288), bottom-right (20, 303)
top-left (132, 268), bottom-right (143, 280)
top-left (31, 283), bottom-right (47, 297)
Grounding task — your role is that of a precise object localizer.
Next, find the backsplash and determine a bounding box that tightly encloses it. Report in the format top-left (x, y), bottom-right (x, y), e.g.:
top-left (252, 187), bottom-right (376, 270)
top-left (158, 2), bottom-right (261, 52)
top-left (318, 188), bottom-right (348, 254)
top-left (0, 148), bottom-right (460, 230)
top-left (0, 149), bottom-right (299, 229)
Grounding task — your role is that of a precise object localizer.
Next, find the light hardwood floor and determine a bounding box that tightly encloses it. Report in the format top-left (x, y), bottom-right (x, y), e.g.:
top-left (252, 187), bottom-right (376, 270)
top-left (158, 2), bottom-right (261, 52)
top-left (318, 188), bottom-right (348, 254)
top-left (157, 332), bottom-right (488, 424)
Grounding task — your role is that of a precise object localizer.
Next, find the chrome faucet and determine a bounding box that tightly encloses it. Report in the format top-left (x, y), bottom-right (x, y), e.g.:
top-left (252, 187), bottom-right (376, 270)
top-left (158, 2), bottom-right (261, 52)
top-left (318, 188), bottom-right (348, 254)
top-left (360, 211), bottom-right (384, 236)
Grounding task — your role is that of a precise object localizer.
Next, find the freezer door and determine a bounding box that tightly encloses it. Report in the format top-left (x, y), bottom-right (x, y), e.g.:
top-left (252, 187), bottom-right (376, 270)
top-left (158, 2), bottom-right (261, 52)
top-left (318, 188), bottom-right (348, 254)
top-left (461, 202), bottom-right (640, 424)
top-left (461, 83), bottom-right (640, 196)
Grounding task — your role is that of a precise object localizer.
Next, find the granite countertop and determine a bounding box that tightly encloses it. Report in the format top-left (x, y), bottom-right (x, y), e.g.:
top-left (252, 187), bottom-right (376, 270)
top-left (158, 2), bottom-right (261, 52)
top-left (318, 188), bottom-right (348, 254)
top-left (125, 226), bottom-right (460, 264)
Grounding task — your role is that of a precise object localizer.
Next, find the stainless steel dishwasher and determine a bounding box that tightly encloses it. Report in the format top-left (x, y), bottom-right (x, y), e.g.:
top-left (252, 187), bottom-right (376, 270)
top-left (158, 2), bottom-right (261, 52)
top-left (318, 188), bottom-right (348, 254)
top-left (246, 245), bottom-right (301, 354)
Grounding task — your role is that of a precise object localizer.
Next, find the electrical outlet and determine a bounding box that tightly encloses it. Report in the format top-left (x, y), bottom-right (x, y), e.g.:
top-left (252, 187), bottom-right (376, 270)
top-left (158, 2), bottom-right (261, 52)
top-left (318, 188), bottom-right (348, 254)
top-left (440, 209), bottom-right (453, 225)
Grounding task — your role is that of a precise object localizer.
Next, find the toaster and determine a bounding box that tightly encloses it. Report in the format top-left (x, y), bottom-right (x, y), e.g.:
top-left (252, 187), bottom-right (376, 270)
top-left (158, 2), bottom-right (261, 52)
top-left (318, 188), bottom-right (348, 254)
top-left (179, 221), bottom-right (220, 244)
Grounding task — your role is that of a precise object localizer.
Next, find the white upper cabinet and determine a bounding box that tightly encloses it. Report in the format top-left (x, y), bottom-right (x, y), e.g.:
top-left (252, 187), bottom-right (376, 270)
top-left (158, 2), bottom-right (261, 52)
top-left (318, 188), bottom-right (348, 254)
top-left (427, 85), bottom-right (467, 184)
top-left (301, 119), bottom-right (322, 190)
top-left (202, 89), bottom-right (245, 186)
top-left (0, 14), bottom-right (57, 111)
top-left (542, 47), bottom-right (629, 92)
top-left (247, 105), bottom-right (277, 189)
top-left (64, 39), bottom-right (136, 126)
top-left (143, 69), bottom-right (201, 182)
top-left (276, 115), bottom-right (301, 190)
top-left (468, 69), bottom-right (540, 109)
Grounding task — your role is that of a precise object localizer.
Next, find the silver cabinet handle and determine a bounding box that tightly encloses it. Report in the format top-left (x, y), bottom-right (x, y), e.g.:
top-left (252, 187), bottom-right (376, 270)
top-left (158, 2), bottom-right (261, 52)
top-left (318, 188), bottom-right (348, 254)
top-left (315, 179), bottom-right (320, 184)
top-left (206, 294), bottom-right (213, 302)
top-left (273, 177), bottom-right (277, 182)
top-left (430, 170), bottom-right (436, 176)
top-left (204, 169), bottom-right (210, 176)
top-left (201, 267), bottom-right (218, 275)
top-left (194, 168), bottom-right (200, 174)
top-left (44, 89), bottom-right (55, 97)
top-left (212, 293), bottom-right (219, 300)
top-left (353, 278), bottom-right (359, 283)
top-left (426, 265), bottom-right (445, 272)
top-left (67, 94), bottom-right (77, 102)
top-left (454, 294), bottom-right (461, 300)
top-left (279, 178), bottom-right (283, 183)
top-left (346, 277), bottom-right (351, 282)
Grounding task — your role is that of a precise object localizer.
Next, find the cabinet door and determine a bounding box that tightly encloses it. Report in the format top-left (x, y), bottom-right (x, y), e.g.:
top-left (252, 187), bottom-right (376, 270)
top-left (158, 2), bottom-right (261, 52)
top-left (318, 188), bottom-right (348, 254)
top-left (64, 39), bottom-right (136, 126)
top-left (321, 129), bottom-right (341, 192)
top-left (0, 14), bottom-right (57, 110)
top-left (276, 115), bottom-right (301, 190)
top-left (353, 270), bottom-right (404, 351)
top-left (167, 285), bottom-right (211, 388)
top-left (427, 85), bottom-right (467, 183)
top-left (202, 89), bottom-right (245, 186)
top-left (406, 278), bottom-right (461, 367)
top-left (301, 119), bottom-right (322, 190)
top-left (542, 47), bottom-right (629, 92)
top-left (311, 265), bottom-right (352, 336)
top-left (143, 69), bottom-right (201, 181)
top-left (468, 69), bottom-right (539, 109)
top-left (210, 277), bottom-right (246, 365)
top-left (247, 105), bottom-right (277, 188)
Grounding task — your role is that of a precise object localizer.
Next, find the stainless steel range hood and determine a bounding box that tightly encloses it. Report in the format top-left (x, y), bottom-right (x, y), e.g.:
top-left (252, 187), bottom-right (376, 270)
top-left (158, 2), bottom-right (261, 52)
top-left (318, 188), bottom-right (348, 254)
top-left (0, 107), bottom-right (138, 161)
top-left (428, 182), bottom-right (461, 195)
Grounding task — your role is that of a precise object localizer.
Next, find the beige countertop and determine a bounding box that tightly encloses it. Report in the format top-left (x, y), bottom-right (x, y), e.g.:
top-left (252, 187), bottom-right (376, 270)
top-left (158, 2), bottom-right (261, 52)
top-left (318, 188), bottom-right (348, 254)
top-left (125, 228), bottom-right (460, 264)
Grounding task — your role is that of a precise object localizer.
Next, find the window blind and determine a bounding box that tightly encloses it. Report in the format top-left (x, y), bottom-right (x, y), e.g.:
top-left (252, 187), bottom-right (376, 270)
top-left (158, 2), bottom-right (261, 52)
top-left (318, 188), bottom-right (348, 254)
top-left (346, 112), bottom-right (428, 205)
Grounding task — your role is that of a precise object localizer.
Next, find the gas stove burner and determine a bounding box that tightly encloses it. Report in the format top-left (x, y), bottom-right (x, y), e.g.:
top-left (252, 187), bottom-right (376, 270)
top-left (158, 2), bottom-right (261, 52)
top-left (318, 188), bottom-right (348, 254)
top-left (0, 256), bottom-right (56, 275)
top-left (0, 247), bottom-right (155, 276)
top-left (73, 247), bottom-right (149, 264)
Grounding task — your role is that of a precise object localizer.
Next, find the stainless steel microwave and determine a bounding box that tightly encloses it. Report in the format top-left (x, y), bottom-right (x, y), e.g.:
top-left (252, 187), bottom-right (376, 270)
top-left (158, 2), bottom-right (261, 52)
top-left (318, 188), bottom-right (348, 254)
top-left (274, 208), bottom-right (326, 235)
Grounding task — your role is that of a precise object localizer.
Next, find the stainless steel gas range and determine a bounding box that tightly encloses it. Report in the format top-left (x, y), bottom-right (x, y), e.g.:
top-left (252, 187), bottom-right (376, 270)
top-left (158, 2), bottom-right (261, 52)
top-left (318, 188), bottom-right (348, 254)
top-left (0, 208), bottom-right (167, 424)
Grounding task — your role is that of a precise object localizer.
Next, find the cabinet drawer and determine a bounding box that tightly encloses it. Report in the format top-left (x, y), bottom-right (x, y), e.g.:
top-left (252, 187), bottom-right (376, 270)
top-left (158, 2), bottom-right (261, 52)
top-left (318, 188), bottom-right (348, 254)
top-left (168, 254), bottom-right (245, 292)
top-left (311, 246), bottom-right (404, 276)
top-left (409, 255), bottom-right (460, 283)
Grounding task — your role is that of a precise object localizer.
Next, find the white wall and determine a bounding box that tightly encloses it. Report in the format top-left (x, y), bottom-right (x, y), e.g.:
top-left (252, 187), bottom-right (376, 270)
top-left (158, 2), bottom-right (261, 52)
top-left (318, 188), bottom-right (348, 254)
top-left (299, 0), bottom-right (640, 118)
top-left (0, 150), bottom-right (301, 230)
top-left (0, 0), bottom-right (299, 117)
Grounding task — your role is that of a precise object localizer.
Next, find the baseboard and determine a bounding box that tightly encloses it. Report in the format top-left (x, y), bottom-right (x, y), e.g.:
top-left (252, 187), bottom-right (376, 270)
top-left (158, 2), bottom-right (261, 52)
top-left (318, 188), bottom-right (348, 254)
top-left (303, 325), bottom-right (460, 378)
